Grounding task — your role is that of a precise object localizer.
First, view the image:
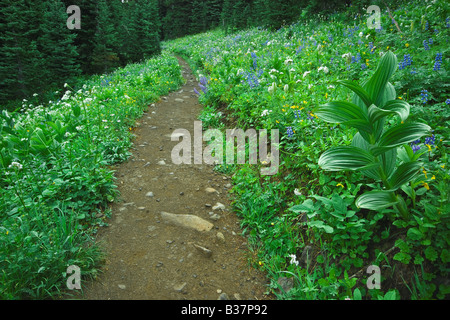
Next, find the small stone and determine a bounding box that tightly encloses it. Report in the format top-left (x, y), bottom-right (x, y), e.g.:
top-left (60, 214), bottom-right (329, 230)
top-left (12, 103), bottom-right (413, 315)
top-left (217, 289), bottom-right (222, 294)
top-left (138, 207), bottom-right (146, 210)
top-left (218, 293), bottom-right (229, 300)
top-left (144, 162), bottom-right (151, 167)
top-left (193, 244), bottom-right (212, 258)
top-left (212, 202), bottom-right (225, 211)
top-left (118, 284), bottom-right (126, 290)
top-left (146, 192), bottom-right (154, 197)
top-left (160, 212), bottom-right (214, 232)
top-left (233, 293), bottom-right (241, 300)
top-left (205, 187), bottom-right (219, 194)
top-left (205, 203), bottom-right (212, 207)
top-left (174, 98), bottom-right (184, 103)
top-left (216, 232), bottom-right (225, 243)
top-left (174, 282), bottom-right (187, 292)
top-left (210, 214), bottom-right (221, 221)
top-left (158, 160), bottom-right (166, 165)
top-left (180, 192), bottom-right (184, 196)
top-left (123, 202), bottom-right (134, 207)
top-left (277, 277), bottom-right (294, 294)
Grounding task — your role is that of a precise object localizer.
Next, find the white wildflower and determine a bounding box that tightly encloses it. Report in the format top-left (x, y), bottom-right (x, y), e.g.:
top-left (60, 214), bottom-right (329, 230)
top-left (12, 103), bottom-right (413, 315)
top-left (261, 109), bottom-right (272, 117)
top-left (283, 84), bottom-right (289, 92)
top-left (318, 66), bottom-right (329, 74)
top-left (288, 254), bottom-right (299, 266)
top-left (268, 82), bottom-right (277, 95)
top-left (9, 162), bottom-right (23, 170)
top-left (284, 58), bottom-right (293, 65)
top-left (294, 188), bottom-right (302, 196)
top-left (303, 71), bottom-right (311, 78)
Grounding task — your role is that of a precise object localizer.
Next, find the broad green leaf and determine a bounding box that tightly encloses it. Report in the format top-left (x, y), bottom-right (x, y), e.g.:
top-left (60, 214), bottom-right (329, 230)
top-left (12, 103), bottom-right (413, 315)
top-left (314, 101), bottom-right (371, 133)
top-left (318, 146), bottom-right (379, 171)
top-left (368, 99), bottom-right (410, 123)
top-left (335, 80), bottom-right (373, 107)
top-left (308, 220), bottom-right (334, 233)
top-left (364, 51), bottom-right (398, 106)
top-left (370, 122), bottom-right (431, 156)
top-left (379, 99), bottom-right (411, 122)
top-left (407, 227), bottom-right (423, 241)
top-left (388, 161), bottom-right (421, 190)
top-left (352, 133), bottom-right (379, 180)
top-left (355, 190), bottom-right (398, 210)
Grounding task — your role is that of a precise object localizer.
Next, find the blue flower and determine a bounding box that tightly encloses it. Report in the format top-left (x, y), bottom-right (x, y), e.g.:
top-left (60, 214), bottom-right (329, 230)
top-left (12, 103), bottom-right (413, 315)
top-left (410, 138), bottom-right (421, 153)
top-left (423, 40), bottom-right (430, 51)
top-left (446, 99), bottom-right (450, 105)
top-left (286, 127), bottom-right (294, 138)
top-left (399, 54), bottom-right (413, 70)
top-left (369, 42), bottom-right (374, 54)
top-left (433, 53), bottom-right (442, 71)
top-left (420, 89), bottom-right (428, 104)
top-left (425, 134), bottom-right (436, 145)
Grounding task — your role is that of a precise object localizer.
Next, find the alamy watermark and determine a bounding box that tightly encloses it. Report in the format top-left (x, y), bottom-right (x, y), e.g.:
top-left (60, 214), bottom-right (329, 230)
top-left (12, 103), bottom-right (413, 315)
top-left (66, 265), bottom-right (81, 290)
top-left (367, 5), bottom-right (381, 30)
top-left (67, 5), bottom-right (81, 30)
top-left (170, 121), bottom-right (279, 175)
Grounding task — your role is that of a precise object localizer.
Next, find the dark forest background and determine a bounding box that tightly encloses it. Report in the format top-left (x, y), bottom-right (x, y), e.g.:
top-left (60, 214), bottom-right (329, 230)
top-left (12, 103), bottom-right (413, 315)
top-left (0, 0), bottom-right (370, 104)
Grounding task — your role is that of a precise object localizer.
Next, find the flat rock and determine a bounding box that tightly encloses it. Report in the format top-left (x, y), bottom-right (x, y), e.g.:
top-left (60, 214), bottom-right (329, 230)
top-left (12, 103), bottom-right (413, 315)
top-left (160, 212), bottom-right (214, 232)
top-left (194, 244), bottom-right (212, 257)
top-left (212, 202), bottom-right (225, 211)
top-left (205, 187), bottom-right (219, 194)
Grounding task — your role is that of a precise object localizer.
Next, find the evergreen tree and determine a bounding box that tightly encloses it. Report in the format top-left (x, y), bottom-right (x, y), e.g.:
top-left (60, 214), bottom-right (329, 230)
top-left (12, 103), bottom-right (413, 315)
top-left (39, 0), bottom-right (81, 87)
top-left (138, 0), bottom-right (162, 59)
top-left (91, 0), bottom-right (120, 73)
top-left (0, 0), bottom-right (46, 101)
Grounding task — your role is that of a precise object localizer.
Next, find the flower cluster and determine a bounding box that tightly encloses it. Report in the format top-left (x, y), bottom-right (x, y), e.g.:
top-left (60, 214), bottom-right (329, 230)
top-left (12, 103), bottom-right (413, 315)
top-left (425, 134), bottom-right (436, 146)
top-left (399, 54), bottom-right (413, 70)
top-left (433, 53), bottom-right (442, 71)
top-left (410, 139), bottom-right (421, 153)
top-left (420, 89), bottom-right (428, 104)
top-left (286, 126), bottom-right (294, 138)
top-left (423, 39), bottom-right (430, 51)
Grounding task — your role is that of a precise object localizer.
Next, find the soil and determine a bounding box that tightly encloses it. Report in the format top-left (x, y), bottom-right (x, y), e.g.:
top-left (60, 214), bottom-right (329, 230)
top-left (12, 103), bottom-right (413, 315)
top-left (76, 57), bottom-right (271, 300)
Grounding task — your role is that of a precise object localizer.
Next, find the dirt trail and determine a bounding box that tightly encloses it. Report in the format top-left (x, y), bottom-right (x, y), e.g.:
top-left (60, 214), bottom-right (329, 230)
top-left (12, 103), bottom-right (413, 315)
top-left (78, 57), bottom-right (270, 300)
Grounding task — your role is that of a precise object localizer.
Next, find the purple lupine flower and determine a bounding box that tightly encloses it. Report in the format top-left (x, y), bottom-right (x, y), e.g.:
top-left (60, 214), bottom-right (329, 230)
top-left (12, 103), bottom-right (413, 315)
top-left (433, 53), bottom-right (442, 71)
top-left (286, 127), bottom-right (294, 138)
top-left (420, 90), bottom-right (428, 104)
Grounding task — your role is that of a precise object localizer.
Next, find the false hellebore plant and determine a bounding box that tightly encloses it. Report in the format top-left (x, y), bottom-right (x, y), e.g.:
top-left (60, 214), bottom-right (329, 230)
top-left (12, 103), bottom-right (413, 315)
top-left (314, 51), bottom-right (431, 220)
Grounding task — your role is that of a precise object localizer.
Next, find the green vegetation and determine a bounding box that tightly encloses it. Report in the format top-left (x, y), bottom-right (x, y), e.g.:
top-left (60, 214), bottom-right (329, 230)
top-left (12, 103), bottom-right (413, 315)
top-left (0, 54), bottom-right (183, 299)
top-left (165, 0), bottom-right (449, 299)
top-left (0, 0), bottom-right (448, 300)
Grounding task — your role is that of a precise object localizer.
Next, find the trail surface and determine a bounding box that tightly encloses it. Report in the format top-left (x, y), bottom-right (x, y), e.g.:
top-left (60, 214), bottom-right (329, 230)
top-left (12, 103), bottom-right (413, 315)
top-left (79, 57), bottom-right (269, 300)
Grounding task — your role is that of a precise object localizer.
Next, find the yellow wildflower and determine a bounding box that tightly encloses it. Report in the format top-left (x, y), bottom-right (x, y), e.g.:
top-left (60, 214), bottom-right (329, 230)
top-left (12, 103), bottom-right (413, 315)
top-left (426, 144), bottom-right (432, 152)
top-left (422, 182), bottom-right (430, 190)
top-left (336, 183), bottom-right (344, 188)
top-left (405, 43), bottom-right (409, 47)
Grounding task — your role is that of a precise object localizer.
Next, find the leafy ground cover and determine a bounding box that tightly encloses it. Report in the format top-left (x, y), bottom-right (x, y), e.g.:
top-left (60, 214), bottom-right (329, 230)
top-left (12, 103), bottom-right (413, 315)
top-left (164, 0), bottom-right (449, 299)
top-left (0, 54), bottom-right (183, 299)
